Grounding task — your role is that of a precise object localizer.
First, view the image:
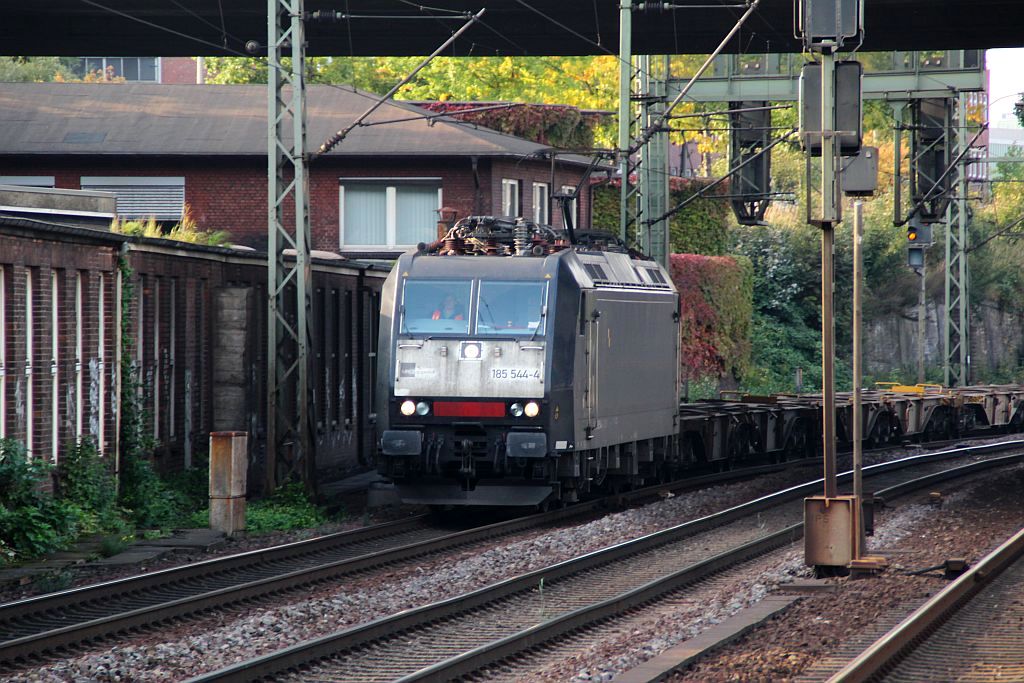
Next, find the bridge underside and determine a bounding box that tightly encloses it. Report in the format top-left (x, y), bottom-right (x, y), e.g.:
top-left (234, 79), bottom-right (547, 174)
top-left (2, 0), bottom-right (1021, 57)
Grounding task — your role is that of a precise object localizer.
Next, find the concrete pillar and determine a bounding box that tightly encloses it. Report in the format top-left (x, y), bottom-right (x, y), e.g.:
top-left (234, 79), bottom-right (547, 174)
top-left (212, 286), bottom-right (251, 433)
top-left (209, 431), bottom-right (247, 535)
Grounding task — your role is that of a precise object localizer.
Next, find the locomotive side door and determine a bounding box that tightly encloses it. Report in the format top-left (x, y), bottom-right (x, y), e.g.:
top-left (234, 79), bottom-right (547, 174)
top-left (581, 289), bottom-right (600, 437)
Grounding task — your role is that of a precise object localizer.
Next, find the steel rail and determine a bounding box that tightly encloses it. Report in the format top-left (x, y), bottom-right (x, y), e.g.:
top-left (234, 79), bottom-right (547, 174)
top-left (0, 514), bottom-right (431, 622)
top-left (188, 441), bottom-right (1024, 682)
top-left (396, 526), bottom-right (802, 683)
top-left (827, 525), bottom-right (1024, 683)
top-left (0, 457), bottom-right (818, 666)
top-left (397, 455), bottom-right (1024, 682)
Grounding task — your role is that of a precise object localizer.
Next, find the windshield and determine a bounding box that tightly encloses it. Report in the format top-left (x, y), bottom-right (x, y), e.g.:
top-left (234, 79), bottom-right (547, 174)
top-left (476, 281), bottom-right (547, 336)
top-left (400, 279), bottom-right (472, 335)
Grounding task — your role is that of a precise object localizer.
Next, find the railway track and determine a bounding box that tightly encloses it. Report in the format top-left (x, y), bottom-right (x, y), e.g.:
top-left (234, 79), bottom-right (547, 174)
top-left (828, 525), bottom-right (1024, 683)
top-left (188, 441), bottom-right (1024, 682)
top-left (0, 458), bottom-right (816, 668)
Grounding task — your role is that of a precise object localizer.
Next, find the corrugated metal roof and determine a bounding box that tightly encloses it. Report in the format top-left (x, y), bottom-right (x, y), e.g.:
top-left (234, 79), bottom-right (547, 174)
top-left (0, 82), bottom-right (592, 164)
top-left (0, 81), bottom-right (598, 162)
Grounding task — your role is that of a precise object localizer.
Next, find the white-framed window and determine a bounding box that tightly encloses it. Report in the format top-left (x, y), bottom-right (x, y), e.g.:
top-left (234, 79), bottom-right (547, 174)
top-left (0, 265), bottom-right (5, 440)
top-left (76, 57), bottom-right (160, 82)
top-left (559, 185), bottom-right (579, 228)
top-left (501, 178), bottom-right (521, 218)
top-left (532, 182), bottom-right (550, 224)
top-left (80, 176), bottom-right (185, 221)
top-left (339, 178), bottom-right (442, 251)
top-left (50, 270), bottom-right (59, 463)
top-left (0, 176), bottom-right (55, 188)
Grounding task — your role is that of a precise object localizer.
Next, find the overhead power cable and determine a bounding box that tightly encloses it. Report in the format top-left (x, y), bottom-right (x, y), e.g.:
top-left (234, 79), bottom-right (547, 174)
top-left (318, 8), bottom-right (486, 155)
top-left (632, 0), bottom-right (761, 153)
top-left (649, 127), bottom-right (796, 225)
top-left (899, 123), bottom-right (989, 226)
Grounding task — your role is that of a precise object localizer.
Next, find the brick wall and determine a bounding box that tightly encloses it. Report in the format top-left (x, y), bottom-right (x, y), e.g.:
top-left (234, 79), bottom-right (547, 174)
top-left (160, 57), bottom-right (199, 84)
top-left (0, 221), bottom-right (386, 489)
top-left (0, 155), bottom-right (593, 255)
top-left (0, 231), bottom-right (119, 465)
top-left (489, 158), bottom-right (594, 229)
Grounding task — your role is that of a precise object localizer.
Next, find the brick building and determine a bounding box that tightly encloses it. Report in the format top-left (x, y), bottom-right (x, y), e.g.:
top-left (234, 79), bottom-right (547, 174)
top-left (0, 83), bottom-right (596, 258)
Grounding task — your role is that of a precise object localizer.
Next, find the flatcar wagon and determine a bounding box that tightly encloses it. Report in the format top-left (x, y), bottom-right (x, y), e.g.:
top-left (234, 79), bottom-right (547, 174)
top-left (375, 216), bottom-right (1024, 508)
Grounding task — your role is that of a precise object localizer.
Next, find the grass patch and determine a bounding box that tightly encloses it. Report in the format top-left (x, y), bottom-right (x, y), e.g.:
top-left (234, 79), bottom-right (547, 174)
top-left (188, 482), bottom-right (329, 535)
top-left (98, 535), bottom-right (132, 558)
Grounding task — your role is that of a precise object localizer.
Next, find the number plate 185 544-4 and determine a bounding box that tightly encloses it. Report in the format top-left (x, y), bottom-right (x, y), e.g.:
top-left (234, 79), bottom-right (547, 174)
top-left (490, 368), bottom-right (541, 380)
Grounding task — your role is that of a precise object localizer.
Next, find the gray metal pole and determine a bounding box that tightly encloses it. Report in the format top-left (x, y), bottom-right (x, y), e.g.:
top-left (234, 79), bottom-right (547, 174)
top-left (617, 0), bottom-right (632, 243)
top-left (291, 7), bottom-right (314, 489)
top-left (820, 43), bottom-right (837, 499)
top-left (918, 259), bottom-right (926, 384)
top-left (266, 0), bottom-right (280, 493)
top-left (853, 200), bottom-right (864, 557)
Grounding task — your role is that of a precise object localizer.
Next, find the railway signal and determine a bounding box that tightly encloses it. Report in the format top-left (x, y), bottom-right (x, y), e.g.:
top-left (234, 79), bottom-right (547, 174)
top-left (907, 220), bottom-right (932, 270)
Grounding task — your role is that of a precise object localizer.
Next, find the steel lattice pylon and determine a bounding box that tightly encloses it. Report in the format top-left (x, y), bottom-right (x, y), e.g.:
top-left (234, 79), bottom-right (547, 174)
top-left (944, 96), bottom-right (970, 387)
top-left (266, 0), bottom-right (314, 492)
top-left (617, 23), bottom-right (671, 266)
top-left (638, 55), bottom-right (671, 265)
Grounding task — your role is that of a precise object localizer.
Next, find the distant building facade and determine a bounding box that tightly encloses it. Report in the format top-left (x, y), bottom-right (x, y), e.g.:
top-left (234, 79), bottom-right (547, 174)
top-left (0, 83), bottom-right (595, 258)
top-left (71, 56), bottom-right (203, 84)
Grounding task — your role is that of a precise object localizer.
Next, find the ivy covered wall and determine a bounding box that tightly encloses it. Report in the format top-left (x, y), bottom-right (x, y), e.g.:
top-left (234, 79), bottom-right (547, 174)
top-left (669, 254), bottom-right (753, 383)
top-left (590, 178), bottom-right (732, 256)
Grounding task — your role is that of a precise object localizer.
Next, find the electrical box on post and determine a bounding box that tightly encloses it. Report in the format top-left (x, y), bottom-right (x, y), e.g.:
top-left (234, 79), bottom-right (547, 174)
top-left (799, 0), bottom-right (863, 47)
top-left (800, 60), bottom-right (863, 157)
top-left (841, 146), bottom-right (878, 196)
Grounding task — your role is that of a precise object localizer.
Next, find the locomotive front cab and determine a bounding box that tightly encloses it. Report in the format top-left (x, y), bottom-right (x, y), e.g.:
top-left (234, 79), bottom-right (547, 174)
top-left (378, 255), bottom-right (559, 506)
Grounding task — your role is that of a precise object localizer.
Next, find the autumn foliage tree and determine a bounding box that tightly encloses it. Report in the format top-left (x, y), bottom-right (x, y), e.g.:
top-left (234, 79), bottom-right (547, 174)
top-left (669, 254), bottom-right (752, 384)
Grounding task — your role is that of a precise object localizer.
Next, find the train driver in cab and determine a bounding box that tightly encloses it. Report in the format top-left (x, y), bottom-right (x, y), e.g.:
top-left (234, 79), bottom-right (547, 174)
top-left (432, 294), bottom-right (465, 321)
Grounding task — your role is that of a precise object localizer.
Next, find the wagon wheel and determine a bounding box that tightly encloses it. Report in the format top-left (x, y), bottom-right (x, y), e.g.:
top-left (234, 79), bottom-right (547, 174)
top-left (782, 418), bottom-right (810, 462)
top-left (1009, 407), bottom-right (1024, 434)
top-left (868, 412), bottom-right (898, 448)
top-left (727, 423), bottom-right (759, 465)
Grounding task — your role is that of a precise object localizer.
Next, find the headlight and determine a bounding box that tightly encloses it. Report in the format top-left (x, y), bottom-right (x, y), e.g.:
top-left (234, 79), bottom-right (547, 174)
top-left (400, 400), bottom-right (416, 416)
top-left (461, 342), bottom-right (482, 360)
top-left (416, 401), bottom-right (431, 416)
top-left (509, 402), bottom-right (525, 417)
top-left (524, 401), bottom-right (540, 418)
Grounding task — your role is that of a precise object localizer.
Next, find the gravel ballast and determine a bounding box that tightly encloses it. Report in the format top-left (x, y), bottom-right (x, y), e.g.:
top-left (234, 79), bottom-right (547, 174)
top-left (4, 437), bottom-right (1022, 682)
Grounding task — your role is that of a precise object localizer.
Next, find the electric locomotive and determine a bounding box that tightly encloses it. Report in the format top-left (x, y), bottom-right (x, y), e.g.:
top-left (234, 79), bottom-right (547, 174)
top-left (376, 216), bottom-right (681, 507)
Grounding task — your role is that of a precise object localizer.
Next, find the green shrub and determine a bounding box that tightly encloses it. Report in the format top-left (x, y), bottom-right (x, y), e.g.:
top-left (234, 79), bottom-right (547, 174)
top-left (99, 535), bottom-right (131, 558)
top-left (32, 569), bottom-right (74, 594)
top-left (57, 440), bottom-right (124, 533)
top-left (187, 482), bottom-right (327, 534)
top-left (119, 455), bottom-right (189, 529)
top-left (0, 439), bottom-right (78, 560)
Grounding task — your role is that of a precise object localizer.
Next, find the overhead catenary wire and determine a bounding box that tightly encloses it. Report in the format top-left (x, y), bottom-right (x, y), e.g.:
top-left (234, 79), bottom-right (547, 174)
top-left (900, 123), bottom-right (989, 226)
top-left (648, 127), bottom-right (796, 225)
top-left (77, 0), bottom-right (623, 145)
top-left (317, 8), bottom-right (486, 155)
top-left (631, 0), bottom-right (762, 154)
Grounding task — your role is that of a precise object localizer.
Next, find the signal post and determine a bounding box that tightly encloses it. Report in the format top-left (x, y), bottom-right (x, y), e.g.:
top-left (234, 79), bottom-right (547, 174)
top-left (798, 0), bottom-right (869, 573)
